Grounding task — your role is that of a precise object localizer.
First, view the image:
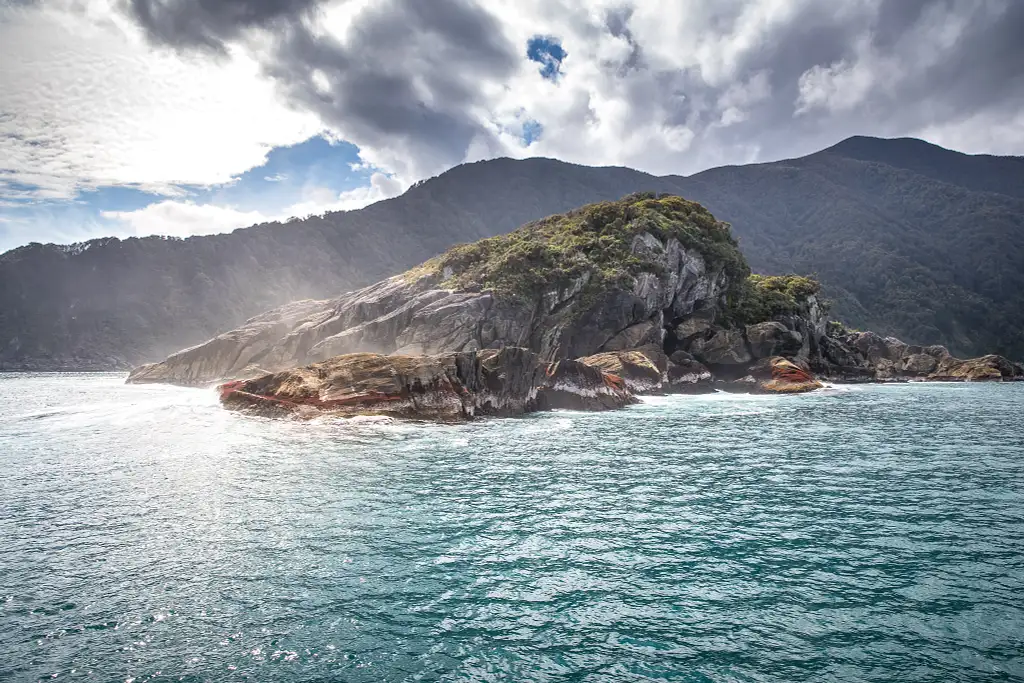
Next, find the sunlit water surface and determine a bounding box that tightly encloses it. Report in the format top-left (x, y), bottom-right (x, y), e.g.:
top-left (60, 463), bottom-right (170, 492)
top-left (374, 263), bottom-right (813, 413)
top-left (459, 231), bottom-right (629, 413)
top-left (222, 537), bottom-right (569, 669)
top-left (1, 373), bottom-right (1023, 682)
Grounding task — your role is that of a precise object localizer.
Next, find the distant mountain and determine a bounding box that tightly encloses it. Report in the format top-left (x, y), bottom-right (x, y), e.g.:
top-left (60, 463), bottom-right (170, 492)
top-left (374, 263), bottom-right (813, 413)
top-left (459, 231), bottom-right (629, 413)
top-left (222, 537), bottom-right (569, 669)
top-left (2, 136), bottom-right (1022, 370)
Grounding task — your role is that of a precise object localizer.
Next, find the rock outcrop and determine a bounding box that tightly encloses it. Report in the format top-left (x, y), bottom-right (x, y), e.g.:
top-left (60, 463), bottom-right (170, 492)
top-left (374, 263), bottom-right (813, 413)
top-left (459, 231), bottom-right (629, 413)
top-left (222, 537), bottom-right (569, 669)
top-left (128, 193), bottom-right (1022, 422)
top-left (716, 357), bottom-right (823, 394)
top-left (817, 329), bottom-right (1024, 382)
top-left (129, 194), bottom-right (745, 389)
top-left (219, 347), bottom-right (635, 420)
top-left (578, 350), bottom-right (664, 394)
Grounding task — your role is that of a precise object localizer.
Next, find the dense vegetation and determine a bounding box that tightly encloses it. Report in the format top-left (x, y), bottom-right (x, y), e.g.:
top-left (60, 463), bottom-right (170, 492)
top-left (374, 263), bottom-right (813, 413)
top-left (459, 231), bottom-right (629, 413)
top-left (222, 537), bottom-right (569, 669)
top-left (729, 274), bottom-right (822, 325)
top-left (1, 135), bottom-right (1022, 369)
top-left (425, 193), bottom-right (748, 301)
top-left (677, 136), bottom-right (1024, 358)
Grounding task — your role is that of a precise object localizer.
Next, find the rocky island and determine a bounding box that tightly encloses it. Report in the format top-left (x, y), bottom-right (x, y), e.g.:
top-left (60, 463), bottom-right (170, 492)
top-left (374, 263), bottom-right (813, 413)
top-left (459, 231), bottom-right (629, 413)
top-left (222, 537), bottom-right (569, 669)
top-left (128, 193), bottom-right (1023, 420)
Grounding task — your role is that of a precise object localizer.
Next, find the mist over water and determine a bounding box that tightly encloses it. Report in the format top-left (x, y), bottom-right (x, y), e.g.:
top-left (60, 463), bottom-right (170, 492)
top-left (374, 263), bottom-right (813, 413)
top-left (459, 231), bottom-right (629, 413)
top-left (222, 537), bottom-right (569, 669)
top-left (1, 373), bottom-right (1023, 682)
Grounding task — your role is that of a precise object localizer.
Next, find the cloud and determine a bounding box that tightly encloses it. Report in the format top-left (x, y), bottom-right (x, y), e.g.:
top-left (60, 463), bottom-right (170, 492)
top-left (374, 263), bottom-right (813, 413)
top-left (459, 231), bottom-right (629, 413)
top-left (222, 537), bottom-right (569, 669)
top-left (124, 0), bottom-right (320, 54)
top-left (100, 172), bottom-right (405, 238)
top-left (5, 0), bottom-right (1024, 250)
top-left (284, 172), bottom-right (405, 217)
top-left (0, 2), bottom-right (320, 201)
top-left (122, 0), bottom-right (518, 181)
top-left (102, 200), bottom-right (271, 237)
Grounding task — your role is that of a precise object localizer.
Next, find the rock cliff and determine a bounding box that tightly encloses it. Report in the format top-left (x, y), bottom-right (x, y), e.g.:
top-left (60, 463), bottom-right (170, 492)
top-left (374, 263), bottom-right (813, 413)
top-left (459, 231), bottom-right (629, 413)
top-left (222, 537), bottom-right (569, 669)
top-left (218, 347), bottom-right (635, 420)
top-left (129, 193), bottom-right (1023, 421)
top-left (129, 193), bottom-right (746, 388)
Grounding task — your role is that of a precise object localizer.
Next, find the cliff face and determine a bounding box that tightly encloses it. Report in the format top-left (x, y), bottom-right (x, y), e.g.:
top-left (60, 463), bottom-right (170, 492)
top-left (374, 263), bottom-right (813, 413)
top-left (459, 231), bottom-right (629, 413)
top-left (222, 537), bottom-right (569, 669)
top-left (129, 194), bottom-right (743, 387)
top-left (217, 347), bottom-right (635, 420)
top-left (129, 194), bottom-right (1024, 413)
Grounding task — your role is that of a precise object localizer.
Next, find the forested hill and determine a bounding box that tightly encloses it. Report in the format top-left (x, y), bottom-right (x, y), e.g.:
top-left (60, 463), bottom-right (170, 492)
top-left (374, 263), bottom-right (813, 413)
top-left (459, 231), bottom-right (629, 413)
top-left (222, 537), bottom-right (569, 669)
top-left (2, 136), bottom-right (1022, 370)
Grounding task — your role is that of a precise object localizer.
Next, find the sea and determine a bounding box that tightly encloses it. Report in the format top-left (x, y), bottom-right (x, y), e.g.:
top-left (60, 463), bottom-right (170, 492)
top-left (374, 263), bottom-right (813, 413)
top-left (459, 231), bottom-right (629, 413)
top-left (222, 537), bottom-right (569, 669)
top-left (1, 373), bottom-right (1022, 682)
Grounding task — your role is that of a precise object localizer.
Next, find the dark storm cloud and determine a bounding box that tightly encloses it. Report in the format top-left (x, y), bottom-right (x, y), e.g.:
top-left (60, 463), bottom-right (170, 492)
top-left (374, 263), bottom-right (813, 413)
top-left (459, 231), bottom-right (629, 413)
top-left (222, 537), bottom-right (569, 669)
top-left (118, 0), bottom-right (1024, 177)
top-left (604, 6), bottom-right (643, 72)
top-left (264, 0), bottom-right (517, 174)
top-left (633, 0), bottom-right (1024, 167)
top-left (124, 0), bottom-right (517, 175)
top-left (124, 0), bottom-right (320, 53)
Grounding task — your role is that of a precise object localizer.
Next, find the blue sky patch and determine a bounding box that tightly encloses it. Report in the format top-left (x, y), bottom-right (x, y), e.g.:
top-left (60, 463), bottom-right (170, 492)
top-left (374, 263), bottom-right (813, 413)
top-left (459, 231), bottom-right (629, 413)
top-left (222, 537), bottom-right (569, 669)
top-left (0, 134), bottom-right (378, 252)
top-left (522, 119), bottom-right (543, 145)
top-left (526, 36), bottom-right (567, 80)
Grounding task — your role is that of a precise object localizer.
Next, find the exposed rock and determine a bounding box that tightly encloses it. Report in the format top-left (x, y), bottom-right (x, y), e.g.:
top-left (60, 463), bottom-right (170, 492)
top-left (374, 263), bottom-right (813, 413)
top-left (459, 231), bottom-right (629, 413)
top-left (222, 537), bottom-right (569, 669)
top-left (811, 335), bottom-right (868, 378)
top-left (602, 320), bottom-right (663, 352)
top-left (669, 349), bottom-right (696, 364)
top-left (672, 311), bottom-right (714, 344)
top-left (928, 354), bottom-right (1024, 382)
top-left (901, 353), bottom-right (938, 376)
top-left (849, 331), bottom-right (903, 364)
top-left (127, 194), bottom-right (1018, 404)
top-left (633, 343), bottom-right (670, 374)
top-left (219, 346), bottom-right (636, 420)
top-left (537, 359), bottom-right (637, 411)
top-left (721, 357), bottom-right (824, 394)
top-left (130, 194), bottom-right (739, 387)
top-left (761, 357), bottom-right (825, 393)
top-left (690, 328), bottom-right (752, 365)
top-left (817, 326), bottom-right (1022, 384)
top-left (126, 299), bottom-right (333, 386)
top-left (745, 321), bottom-right (803, 359)
top-left (664, 358), bottom-right (714, 394)
top-left (579, 350), bottom-right (663, 394)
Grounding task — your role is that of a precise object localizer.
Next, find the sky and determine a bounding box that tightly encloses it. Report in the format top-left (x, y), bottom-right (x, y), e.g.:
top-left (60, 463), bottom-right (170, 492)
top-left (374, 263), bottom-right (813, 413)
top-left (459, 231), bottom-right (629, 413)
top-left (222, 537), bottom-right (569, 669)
top-left (1, 0), bottom-right (1022, 253)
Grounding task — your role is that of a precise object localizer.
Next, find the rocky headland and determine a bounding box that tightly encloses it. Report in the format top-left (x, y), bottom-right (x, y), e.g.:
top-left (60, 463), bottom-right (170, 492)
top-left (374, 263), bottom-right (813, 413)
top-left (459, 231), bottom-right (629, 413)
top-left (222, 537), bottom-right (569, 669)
top-left (127, 193), bottom-right (1023, 420)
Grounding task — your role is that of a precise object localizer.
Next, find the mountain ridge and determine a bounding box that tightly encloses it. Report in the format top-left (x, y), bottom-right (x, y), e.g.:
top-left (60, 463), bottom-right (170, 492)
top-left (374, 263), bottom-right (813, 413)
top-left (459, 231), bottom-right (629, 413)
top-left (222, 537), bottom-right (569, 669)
top-left (2, 136), bottom-right (1022, 369)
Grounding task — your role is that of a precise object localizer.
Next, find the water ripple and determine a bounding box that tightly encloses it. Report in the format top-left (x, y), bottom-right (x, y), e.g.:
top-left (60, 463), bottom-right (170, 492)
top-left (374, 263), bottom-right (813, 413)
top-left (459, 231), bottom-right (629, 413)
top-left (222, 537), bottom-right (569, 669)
top-left (1, 374), bottom-right (1023, 681)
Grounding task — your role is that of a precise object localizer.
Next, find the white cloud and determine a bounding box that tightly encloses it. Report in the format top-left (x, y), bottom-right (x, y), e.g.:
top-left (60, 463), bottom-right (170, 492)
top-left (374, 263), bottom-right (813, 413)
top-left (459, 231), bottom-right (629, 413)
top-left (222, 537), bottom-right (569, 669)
top-left (102, 201), bottom-right (270, 237)
top-left (284, 173), bottom-right (406, 218)
top-left (0, 2), bottom-right (320, 201)
top-left (101, 172), bottom-right (406, 238)
top-left (914, 107), bottom-right (1024, 157)
top-left (795, 57), bottom-right (876, 114)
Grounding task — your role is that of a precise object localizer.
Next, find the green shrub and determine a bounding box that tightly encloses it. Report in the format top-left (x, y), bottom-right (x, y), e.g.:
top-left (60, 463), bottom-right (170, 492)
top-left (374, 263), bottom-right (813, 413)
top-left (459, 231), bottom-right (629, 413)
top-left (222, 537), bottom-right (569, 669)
top-left (729, 274), bottom-right (822, 324)
top-left (421, 193), bottom-right (750, 303)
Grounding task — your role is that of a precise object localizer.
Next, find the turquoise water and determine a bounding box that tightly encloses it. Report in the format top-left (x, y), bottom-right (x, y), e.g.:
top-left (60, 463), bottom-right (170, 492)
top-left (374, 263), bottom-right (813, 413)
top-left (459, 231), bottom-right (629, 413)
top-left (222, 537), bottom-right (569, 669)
top-left (1, 374), bottom-right (1023, 682)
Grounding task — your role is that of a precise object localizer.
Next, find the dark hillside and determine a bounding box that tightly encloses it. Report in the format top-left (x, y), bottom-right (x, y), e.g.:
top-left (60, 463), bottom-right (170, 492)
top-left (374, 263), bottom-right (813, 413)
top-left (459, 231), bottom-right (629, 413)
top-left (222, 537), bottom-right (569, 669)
top-left (2, 136), bottom-right (1021, 369)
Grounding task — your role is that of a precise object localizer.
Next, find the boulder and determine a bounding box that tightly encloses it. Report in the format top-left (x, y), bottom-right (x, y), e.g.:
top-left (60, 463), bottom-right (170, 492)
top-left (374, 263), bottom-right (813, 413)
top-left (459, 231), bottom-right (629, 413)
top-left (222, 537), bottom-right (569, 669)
top-left (579, 350), bottom-right (663, 393)
top-left (690, 328), bottom-right (752, 365)
top-left (673, 312), bottom-right (714, 343)
top-left (721, 357), bottom-right (824, 394)
top-left (633, 343), bottom-right (670, 374)
top-left (664, 358), bottom-right (714, 394)
top-left (761, 357), bottom-right (825, 393)
top-left (901, 353), bottom-right (938, 376)
top-left (669, 349), bottom-right (696, 364)
top-left (884, 337), bottom-right (909, 360)
top-left (849, 331), bottom-right (904, 364)
top-left (537, 359), bottom-right (637, 411)
top-left (745, 321), bottom-right (803, 359)
top-left (924, 344), bottom-right (952, 360)
top-left (819, 335), bottom-right (867, 372)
